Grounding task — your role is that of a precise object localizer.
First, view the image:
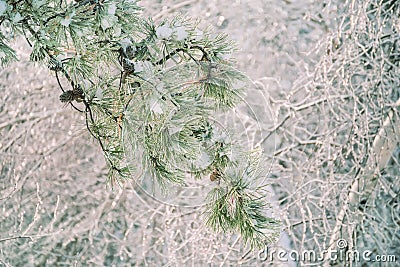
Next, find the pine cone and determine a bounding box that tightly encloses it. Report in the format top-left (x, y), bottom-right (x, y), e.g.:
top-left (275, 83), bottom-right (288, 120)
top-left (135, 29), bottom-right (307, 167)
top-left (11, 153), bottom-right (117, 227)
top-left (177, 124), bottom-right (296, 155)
top-left (123, 58), bottom-right (135, 73)
top-left (72, 85), bottom-right (84, 102)
top-left (210, 168), bottom-right (222, 182)
top-left (73, 85), bottom-right (83, 96)
top-left (124, 45), bottom-right (136, 59)
top-left (59, 91), bottom-right (74, 103)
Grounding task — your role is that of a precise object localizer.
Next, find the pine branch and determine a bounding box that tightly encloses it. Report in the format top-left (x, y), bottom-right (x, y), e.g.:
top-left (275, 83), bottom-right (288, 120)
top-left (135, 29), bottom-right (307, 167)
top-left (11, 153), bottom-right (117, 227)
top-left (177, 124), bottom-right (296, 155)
top-left (0, 0), bottom-right (281, 249)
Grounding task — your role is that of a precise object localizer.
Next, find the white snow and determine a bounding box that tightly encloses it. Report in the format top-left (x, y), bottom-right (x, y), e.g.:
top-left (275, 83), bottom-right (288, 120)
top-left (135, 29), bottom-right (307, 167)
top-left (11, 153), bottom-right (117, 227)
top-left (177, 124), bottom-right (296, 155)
top-left (156, 24), bottom-right (173, 39)
top-left (0, 1), bottom-right (7, 16)
top-left (108, 3), bottom-right (117, 15)
top-left (175, 26), bottom-right (188, 41)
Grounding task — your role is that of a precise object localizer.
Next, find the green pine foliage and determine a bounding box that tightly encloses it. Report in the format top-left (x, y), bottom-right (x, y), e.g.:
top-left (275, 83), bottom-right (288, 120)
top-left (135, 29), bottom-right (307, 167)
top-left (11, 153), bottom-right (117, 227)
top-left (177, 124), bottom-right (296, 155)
top-left (0, 0), bottom-right (280, 248)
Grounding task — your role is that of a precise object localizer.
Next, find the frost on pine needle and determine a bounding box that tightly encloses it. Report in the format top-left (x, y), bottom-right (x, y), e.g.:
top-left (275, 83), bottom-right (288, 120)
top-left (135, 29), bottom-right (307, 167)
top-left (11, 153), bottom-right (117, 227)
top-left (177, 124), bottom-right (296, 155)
top-left (60, 11), bottom-right (75, 27)
top-left (0, 1), bottom-right (7, 16)
top-left (0, 0), bottom-right (283, 263)
top-left (175, 26), bottom-right (188, 41)
top-left (107, 3), bottom-right (117, 15)
top-left (156, 24), bottom-right (173, 39)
